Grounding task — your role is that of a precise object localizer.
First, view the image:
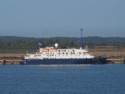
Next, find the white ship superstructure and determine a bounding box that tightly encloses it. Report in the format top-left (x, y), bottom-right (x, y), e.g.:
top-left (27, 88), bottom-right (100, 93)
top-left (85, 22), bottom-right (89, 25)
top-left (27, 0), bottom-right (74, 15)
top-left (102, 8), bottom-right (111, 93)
top-left (25, 46), bottom-right (94, 60)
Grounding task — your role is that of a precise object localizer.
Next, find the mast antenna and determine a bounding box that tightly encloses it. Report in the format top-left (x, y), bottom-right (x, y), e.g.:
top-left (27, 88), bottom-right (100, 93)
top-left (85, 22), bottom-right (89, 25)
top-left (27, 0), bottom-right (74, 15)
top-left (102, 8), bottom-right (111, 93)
top-left (80, 28), bottom-right (83, 48)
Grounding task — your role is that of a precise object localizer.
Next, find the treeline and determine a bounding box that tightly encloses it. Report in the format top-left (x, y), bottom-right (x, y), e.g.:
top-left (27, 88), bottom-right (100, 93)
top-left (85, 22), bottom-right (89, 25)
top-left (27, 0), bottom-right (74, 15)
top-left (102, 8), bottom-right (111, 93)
top-left (0, 36), bottom-right (125, 53)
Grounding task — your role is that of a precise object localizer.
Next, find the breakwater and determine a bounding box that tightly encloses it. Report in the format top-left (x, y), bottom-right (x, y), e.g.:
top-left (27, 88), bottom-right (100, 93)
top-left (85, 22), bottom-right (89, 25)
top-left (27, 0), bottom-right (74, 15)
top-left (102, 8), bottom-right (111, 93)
top-left (0, 55), bottom-right (23, 65)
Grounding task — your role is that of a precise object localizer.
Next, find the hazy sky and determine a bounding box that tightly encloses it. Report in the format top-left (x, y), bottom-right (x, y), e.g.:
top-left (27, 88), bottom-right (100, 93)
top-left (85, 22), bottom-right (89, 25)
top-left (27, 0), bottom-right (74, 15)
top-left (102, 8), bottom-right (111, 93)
top-left (0, 0), bottom-right (125, 37)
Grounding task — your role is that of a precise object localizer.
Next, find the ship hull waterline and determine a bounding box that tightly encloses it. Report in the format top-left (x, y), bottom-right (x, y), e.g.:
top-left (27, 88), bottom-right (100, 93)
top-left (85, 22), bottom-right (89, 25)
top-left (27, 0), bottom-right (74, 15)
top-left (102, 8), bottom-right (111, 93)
top-left (20, 57), bottom-right (108, 65)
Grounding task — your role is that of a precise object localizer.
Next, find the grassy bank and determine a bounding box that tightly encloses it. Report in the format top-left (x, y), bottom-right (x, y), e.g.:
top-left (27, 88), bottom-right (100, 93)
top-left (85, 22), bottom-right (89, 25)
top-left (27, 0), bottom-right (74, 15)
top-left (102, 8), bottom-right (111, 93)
top-left (0, 48), bottom-right (36, 53)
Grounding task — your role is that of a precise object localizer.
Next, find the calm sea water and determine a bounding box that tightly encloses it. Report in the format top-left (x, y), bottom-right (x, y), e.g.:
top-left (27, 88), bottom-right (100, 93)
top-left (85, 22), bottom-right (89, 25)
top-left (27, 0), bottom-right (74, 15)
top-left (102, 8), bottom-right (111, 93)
top-left (0, 64), bottom-right (125, 94)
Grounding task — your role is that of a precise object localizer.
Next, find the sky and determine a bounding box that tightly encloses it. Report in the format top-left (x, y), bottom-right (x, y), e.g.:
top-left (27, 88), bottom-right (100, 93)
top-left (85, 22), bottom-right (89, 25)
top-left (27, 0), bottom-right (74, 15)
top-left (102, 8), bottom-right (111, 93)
top-left (0, 0), bottom-right (125, 37)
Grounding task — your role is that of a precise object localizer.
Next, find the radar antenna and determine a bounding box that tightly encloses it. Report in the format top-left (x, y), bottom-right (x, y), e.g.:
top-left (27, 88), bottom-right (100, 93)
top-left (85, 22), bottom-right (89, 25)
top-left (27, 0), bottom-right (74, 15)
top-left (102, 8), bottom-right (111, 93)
top-left (55, 43), bottom-right (58, 48)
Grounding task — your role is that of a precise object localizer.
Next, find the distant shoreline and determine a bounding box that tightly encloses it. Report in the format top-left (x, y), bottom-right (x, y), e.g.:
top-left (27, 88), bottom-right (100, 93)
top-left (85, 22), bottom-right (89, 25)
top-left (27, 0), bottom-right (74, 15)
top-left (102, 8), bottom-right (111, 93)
top-left (0, 48), bottom-right (125, 64)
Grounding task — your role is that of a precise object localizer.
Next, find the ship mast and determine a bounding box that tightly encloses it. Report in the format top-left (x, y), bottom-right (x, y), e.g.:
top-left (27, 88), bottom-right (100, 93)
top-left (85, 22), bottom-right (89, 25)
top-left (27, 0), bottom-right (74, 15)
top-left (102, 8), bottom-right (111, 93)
top-left (80, 28), bottom-right (83, 49)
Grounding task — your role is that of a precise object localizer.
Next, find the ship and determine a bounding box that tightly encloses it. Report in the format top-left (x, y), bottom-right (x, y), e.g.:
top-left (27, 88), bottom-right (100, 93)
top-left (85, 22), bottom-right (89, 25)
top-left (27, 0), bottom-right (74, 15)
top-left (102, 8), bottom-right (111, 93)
top-left (20, 43), bottom-right (108, 65)
top-left (20, 29), bottom-right (108, 65)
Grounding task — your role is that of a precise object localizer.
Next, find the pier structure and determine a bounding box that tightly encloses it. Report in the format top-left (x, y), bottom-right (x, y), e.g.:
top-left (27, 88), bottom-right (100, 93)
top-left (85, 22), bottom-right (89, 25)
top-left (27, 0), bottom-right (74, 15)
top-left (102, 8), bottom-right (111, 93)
top-left (0, 47), bottom-right (125, 65)
top-left (107, 57), bottom-right (125, 64)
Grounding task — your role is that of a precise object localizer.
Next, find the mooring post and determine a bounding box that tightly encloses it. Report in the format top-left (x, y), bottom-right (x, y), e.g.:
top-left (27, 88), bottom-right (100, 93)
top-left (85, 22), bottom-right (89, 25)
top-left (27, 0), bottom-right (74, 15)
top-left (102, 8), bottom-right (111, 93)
top-left (3, 60), bottom-right (6, 65)
top-left (123, 57), bottom-right (125, 64)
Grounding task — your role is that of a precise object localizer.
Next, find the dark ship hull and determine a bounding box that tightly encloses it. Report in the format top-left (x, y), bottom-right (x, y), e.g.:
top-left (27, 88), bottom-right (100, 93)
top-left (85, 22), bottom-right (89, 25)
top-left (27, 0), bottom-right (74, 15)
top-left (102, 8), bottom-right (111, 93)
top-left (20, 57), bottom-right (108, 65)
